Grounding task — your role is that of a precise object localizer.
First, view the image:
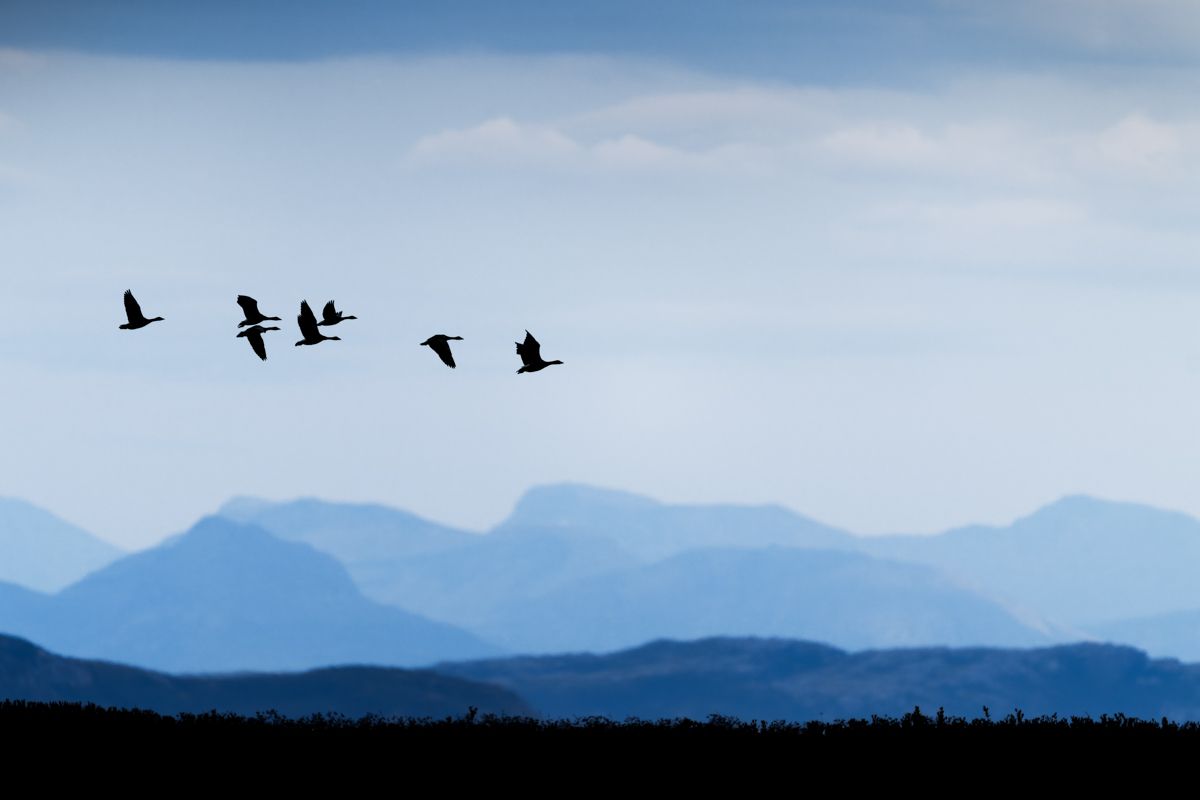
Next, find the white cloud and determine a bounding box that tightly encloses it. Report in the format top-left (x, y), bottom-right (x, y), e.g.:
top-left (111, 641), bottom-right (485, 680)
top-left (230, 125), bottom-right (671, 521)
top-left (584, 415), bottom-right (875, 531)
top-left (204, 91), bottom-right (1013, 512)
top-left (1087, 113), bottom-right (1188, 173)
top-left (405, 116), bottom-right (581, 166)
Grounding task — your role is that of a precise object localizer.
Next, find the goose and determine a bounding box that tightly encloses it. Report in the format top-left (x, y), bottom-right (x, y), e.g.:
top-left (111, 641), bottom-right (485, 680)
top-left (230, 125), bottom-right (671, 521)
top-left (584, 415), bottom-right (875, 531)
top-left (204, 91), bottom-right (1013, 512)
top-left (119, 290), bottom-right (164, 330)
top-left (515, 330), bottom-right (563, 374)
top-left (318, 300), bottom-right (357, 326)
top-left (420, 335), bottom-right (463, 368)
top-left (295, 301), bottom-right (341, 346)
top-left (236, 295), bottom-right (281, 327)
top-left (237, 325), bottom-right (279, 361)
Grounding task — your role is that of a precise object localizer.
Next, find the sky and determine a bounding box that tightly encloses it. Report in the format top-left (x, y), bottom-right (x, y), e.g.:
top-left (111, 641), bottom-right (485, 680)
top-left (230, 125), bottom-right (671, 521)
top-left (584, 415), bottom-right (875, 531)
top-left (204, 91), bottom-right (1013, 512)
top-left (3, 1), bottom-right (1200, 548)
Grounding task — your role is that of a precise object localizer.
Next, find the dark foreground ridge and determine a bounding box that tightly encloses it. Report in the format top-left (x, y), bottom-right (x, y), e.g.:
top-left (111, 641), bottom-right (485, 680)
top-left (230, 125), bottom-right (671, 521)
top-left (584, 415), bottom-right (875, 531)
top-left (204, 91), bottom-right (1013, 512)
top-left (0, 634), bottom-right (528, 718)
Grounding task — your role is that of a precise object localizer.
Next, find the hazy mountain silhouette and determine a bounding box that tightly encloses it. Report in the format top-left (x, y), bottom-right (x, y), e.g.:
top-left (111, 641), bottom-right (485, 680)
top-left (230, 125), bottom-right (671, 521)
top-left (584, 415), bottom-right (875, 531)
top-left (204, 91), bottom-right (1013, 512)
top-left (354, 527), bottom-right (639, 627)
top-left (478, 546), bottom-right (1056, 654)
top-left (498, 484), bottom-right (854, 561)
top-left (857, 495), bottom-right (1200, 627)
top-left (442, 637), bottom-right (1200, 722)
top-left (1092, 611), bottom-right (1200, 663)
top-left (0, 634), bottom-right (529, 718)
top-left (219, 496), bottom-right (476, 562)
top-left (2, 517), bottom-right (497, 672)
top-left (0, 498), bottom-right (123, 592)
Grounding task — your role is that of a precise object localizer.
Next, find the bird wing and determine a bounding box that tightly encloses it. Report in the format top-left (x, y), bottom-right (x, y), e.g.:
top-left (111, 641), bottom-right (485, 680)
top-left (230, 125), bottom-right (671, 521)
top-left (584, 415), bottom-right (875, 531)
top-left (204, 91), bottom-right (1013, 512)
top-left (123, 290), bottom-right (145, 323)
top-left (428, 337), bottom-right (456, 368)
top-left (246, 330), bottom-right (267, 361)
top-left (298, 301), bottom-right (320, 338)
top-left (236, 295), bottom-right (260, 317)
top-left (322, 300), bottom-right (337, 322)
top-left (515, 330), bottom-right (542, 366)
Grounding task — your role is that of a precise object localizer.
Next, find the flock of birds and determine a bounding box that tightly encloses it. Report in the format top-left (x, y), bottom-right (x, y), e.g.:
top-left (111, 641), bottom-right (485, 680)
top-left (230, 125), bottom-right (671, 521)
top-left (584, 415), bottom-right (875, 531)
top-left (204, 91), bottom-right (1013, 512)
top-left (118, 290), bottom-right (565, 373)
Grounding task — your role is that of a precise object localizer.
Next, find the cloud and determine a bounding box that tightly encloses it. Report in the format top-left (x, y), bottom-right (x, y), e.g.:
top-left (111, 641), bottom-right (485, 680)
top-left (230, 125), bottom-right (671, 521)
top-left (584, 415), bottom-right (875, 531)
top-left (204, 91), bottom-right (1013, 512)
top-left (403, 116), bottom-right (768, 175)
top-left (958, 0), bottom-right (1200, 56)
top-left (405, 116), bottom-right (581, 166)
top-left (0, 48), bottom-right (45, 68)
top-left (1086, 113), bottom-right (1188, 173)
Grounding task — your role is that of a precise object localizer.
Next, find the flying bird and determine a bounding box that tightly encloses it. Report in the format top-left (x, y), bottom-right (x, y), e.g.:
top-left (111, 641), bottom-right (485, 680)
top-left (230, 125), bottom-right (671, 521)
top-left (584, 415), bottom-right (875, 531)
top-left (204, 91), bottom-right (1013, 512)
top-left (119, 290), bottom-right (164, 330)
top-left (318, 300), bottom-right (357, 326)
top-left (420, 335), bottom-right (463, 369)
top-left (236, 295), bottom-right (281, 327)
top-left (237, 325), bottom-right (279, 361)
top-left (295, 300), bottom-right (341, 347)
top-left (515, 330), bottom-right (563, 374)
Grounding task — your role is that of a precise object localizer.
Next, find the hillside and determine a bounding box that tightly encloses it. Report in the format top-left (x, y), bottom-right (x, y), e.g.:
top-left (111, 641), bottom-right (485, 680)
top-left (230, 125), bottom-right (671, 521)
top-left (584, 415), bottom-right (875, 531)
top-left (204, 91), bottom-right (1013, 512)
top-left (0, 517), bottom-right (498, 672)
top-left (0, 498), bottom-right (123, 592)
top-left (442, 636), bottom-right (1200, 721)
top-left (0, 634), bottom-right (529, 718)
top-left (478, 546), bottom-right (1056, 653)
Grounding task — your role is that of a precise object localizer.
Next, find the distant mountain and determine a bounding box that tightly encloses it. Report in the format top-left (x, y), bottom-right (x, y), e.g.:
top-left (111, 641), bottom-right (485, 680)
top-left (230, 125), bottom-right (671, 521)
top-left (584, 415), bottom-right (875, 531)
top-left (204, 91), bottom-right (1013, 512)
top-left (0, 634), bottom-right (529, 718)
top-left (857, 496), bottom-right (1200, 626)
top-left (218, 496), bottom-right (477, 562)
top-left (1092, 611), bottom-right (1200, 663)
top-left (442, 637), bottom-right (1200, 722)
top-left (353, 527), bottom-right (638, 627)
top-left (0, 498), bottom-right (123, 592)
top-left (478, 546), bottom-right (1057, 654)
top-left (497, 484), bottom-right (854, 561)
top-left (2, 517), bottom-right (498, 673)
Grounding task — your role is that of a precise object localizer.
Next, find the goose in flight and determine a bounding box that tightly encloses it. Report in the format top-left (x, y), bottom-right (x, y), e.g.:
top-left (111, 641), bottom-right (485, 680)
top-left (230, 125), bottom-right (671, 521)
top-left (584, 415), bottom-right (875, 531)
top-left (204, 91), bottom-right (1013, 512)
top-left (119, 290), bottom-right (164, 330)
top-left (318, 300), bottom-right (357, 326)
top-left (236, 295), bottom-right (281, 328)
top-left (295, 301), bottom-right (341, 347)
top-left (237, 325), bottom-right (279, 361)
top-left (420, 335), bottom-right (463, 368)
top-left (515, 330), bottom-right (563, 374)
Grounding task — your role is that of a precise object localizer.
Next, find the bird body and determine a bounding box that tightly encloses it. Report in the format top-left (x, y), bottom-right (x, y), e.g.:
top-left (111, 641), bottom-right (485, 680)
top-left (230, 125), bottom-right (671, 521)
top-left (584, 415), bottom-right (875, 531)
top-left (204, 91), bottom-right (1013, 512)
top-left (515, 330), bottom-right (563, 374)
top-left (318, 300), bottom-right (357, 326)
top-left (237, 324), bottom-right (279, 361)
top-left (295, 301), bottom-right (342, 346)
top-left (119, 290), bottom-right (164, 330)
top-left (236, 295), bottom-right (281, 327)
top-left (421, 334), bottom-right (463, 368)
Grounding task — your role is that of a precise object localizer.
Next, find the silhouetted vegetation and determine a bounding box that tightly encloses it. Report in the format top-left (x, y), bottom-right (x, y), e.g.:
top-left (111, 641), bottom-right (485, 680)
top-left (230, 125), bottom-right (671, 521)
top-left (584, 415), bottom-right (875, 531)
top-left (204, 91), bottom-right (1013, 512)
top-left (7, 698), bottom-right (1200, 751)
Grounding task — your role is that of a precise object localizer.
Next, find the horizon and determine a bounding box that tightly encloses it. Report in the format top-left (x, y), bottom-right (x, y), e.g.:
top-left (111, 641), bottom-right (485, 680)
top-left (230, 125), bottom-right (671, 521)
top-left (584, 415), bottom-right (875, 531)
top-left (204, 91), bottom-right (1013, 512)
top-left (2, 481), bottom-right (1188, 551)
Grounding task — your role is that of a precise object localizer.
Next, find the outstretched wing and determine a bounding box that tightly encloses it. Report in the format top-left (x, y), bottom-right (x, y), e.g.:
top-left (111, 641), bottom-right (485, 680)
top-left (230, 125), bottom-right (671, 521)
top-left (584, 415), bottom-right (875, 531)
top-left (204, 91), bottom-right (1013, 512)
top-left (515, 330), bottom-right (541, 366)
top-left (427, 337), bottom-right (456, 368)
top-left (246, 330), bottom-right (268, 361)
top-left (298, 301), bottom-right (320, 338)
top-left (236, 295), bottom-right (260, 318)
top-left (123, 290), bottom-right (145, 323)
top-left (322, 300), bottom-right (337, 322)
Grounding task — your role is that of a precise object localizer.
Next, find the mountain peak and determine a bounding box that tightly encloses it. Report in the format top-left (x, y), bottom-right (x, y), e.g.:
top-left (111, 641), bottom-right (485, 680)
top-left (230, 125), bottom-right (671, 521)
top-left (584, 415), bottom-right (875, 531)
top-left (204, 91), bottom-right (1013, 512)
top-left (510, 484), bottom-right (660, 526)
top-left (1019, 494), bottom-right (1195, 529)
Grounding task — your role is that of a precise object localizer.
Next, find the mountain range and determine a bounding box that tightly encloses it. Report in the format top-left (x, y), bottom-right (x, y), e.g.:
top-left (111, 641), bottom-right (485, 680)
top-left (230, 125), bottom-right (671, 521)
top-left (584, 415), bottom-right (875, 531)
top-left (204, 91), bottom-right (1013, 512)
top-left (5, 484), bottom-right (1200, 667)
top-left (0, 498), bottom-right (123, 592)
top-left (9, 630), bottom-right (1200, 724)
top-left (0, 633), bottom-right (527, 718)
top-left (442, 636), bottom-right (1200, 722)
top-left (0, 516), bottom-right (496, 672)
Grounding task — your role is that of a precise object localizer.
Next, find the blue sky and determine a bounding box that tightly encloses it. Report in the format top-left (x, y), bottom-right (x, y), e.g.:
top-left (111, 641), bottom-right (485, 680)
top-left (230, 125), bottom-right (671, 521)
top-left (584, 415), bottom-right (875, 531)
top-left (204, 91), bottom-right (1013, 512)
top-left (3, 1), bottom-right (1200, 547)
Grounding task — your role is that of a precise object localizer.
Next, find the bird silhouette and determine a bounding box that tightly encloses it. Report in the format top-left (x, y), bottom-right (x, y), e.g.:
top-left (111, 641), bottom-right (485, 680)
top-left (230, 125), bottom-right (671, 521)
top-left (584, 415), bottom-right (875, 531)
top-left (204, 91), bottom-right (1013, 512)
top-left (421, 335), bottom-right (463, 368)
top-left (237, 325), bottom-right (279, 361)
top-left (236, 295), bottom-right (281, 327)
top-left (119, 290), bottom-right (164, 330)
top-left (318, 300), bottom-right (357, 326)
top-left (515, 330), bottom-right (563, 374)
top-left (295, 301), bottom-right (341, 346)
